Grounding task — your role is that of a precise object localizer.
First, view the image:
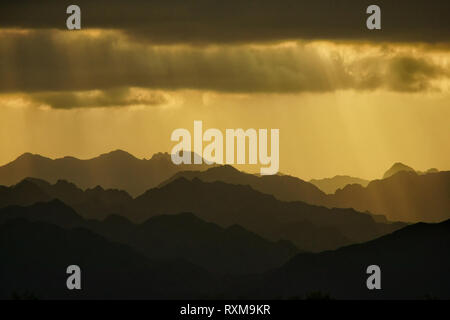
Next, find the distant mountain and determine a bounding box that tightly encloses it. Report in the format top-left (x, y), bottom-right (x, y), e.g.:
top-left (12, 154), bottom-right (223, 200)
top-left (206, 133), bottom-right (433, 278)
top-left (0, 179), bottom-right (52, 207)
top-left (0, 176), bottom-right (404, 251)
top-left (0, 200), bottom-right (298, 275)
top-left (328, 171), bottom-right (450, 222)
top-left (0, 177), bottom-right (133, 220)
top-left (159, 165), bottom-right (327, 205)
top-left (2, 213), bottom-right (447, 299)
top-left (230, 219), bottom-right (450, 299)
top-left (383, 162), bottom-right (415, 179)
top-left (0, 219), bottom-right (216, 299)
top-left (309, 175), bottom-right (370, 194)
top-left (133, 177), bottom-right (405, 251)
top-left (0, 199), bottom-right (85, 228)
top-left (0, 150), bottom-right (214, 196)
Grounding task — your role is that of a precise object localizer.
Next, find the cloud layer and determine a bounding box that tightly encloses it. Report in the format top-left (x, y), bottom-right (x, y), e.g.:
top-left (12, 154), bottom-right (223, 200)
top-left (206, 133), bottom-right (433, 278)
top-left (29, 88), bottom-right (169, 109)
top-left (1, 30), bottom-right (449, 108)
top-left (1, 0), bottom-right (449, 44)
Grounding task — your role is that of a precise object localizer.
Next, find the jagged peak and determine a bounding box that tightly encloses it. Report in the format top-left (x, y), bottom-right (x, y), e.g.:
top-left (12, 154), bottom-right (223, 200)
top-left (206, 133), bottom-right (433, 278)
top-left (383, 162), bottom-right (415, 179)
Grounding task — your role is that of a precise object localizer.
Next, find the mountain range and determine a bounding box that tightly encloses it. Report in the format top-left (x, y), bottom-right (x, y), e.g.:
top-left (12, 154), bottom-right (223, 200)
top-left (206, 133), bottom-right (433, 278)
top-left (0, 175), bottom-right (405, 252)
top-left (0, 200), bottom-right (298, 275)
top-left (0, 150), bottom-right (213, 196)
top-left (1, 209), bottom-right (449, 299)
top-left (328, 171), bottom-right (450, 222)
top-left (0, 218), bottom-right (216, 299)
top-left (229, 218), bottom-right (450, 299)
top-left (309, 175), bottom-right (370, 194)
top-left (161, 164), bottom-right (450, 223)
top-left (0, 150), bottom-right (448, 299)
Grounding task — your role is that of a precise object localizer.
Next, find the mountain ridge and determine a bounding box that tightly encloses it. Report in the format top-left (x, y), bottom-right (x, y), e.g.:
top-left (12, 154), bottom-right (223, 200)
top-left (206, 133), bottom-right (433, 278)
top-left (0, 150), bottom-right (214, 196)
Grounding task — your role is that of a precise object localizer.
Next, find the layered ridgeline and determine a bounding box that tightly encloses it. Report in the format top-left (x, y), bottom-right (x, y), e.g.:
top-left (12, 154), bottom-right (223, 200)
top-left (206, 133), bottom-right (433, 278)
top-left (0, 152), bottom-right (448, 299)
top-left (309, 175), bottom-right (370, 194)
top-left (0, 150), bottom-right (214, 196)
top-left (1, 206), bottom-right (449, 299)
top-left (2, 151), bottom-right (446, 223)
top-left (326, 162), bottom-right (448, 223)
top-left (0, 175), bottom-right (404, 252)
top-left (228, 219), bottom-right (450, 299)
top-left (0, 218), bottom-right (217, 300)
top-left (164, 164), bottom-right (450, 223)
top-left (328, 170), bottom-right (450, 223)
top-left (0, 200), bottom-right (298, 275)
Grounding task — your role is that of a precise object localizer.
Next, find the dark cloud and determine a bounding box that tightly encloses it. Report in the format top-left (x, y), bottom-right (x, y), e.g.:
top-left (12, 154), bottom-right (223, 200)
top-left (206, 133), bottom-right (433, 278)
top-left (385, 56), bottom-right (446, 92)
top-left (0, 0), bottom-right (449, 44)
top-left (29, 88), bottom-right (168, 109)
top-left (0, 30), bottom-right (449, 99)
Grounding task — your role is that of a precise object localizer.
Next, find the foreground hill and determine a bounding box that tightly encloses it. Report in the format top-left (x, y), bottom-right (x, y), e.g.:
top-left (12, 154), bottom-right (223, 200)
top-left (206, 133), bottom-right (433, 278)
top-left (0, 150), bottom-right (213, 196)
top-left (1, 211), bottom-right (448, 299)
top-left (0, 219), bottom-right (215, 299)
top-left (230, 219), bottom-right (450, 299)
top-left (0, 200), bottom-right (298, 275)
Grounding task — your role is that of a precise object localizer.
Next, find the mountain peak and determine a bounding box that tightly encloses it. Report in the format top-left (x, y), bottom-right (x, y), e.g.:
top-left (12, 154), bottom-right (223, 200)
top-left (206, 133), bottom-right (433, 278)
top-left (15, 152), bottom-right (49, 162)
top-left (97, 149), bottom-right (138, 161)
top-left (383, 162), bottom-right (415, 179)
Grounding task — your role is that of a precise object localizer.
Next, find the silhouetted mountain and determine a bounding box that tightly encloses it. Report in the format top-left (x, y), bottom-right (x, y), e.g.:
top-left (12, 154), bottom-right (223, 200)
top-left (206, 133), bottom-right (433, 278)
top-left (0, 219), bottom-right (216, 299)
top-left (382, 162), bottom-right (415, 179)
top-left (99, 213), bottom-right (298, 275)
top-left (2, 214), bottom-right (445, 299)
top-left (0, 201), bottom-right (298, 275)
top-left (0, 176), bottom-right (397, 252)
top-left (309, 175), bottom-right (370, 194)
top-left (133, 177), bottom-right (405, 251)
top-left (0, 199), bottom-right (84, 228)
top-left (1, 176), bottom-right (404, 252)
top-left (0, 177), bottom-right (133, 220)
top-left (0, 179), bottom-right (52, 207)
top-left (328, 171), bottom-right (450, 222)
top-left (160, 165), bottom-right (327, 205)
top-left (0, 150), bottom-right (213, 196)
top-left (230, 219), bottom-right (450, 299)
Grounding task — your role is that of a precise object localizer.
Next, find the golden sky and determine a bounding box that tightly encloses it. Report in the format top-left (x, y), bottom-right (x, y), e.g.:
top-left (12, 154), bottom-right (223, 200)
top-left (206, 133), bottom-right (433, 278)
top-left (1, 1), bottom-right (449, 180)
